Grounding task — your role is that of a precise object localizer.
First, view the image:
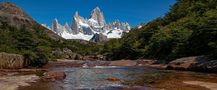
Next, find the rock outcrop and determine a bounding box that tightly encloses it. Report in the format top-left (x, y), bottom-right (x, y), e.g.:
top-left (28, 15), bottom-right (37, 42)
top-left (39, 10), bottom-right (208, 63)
top-left (0, 2), bottom-right (62, 40)
top-left (190, 60), bottom-right (217, 73)
top-left (90, 7), bottom-right (106, 27)
top-left (167, 56), bottom-right (217, 72)
top-left (90, 33), bottom-right (108, 42)
top-left (167, 56), bottom-right (208, 70)
top-left (0, 2), bottom-right (35, 28)
top-left (52, 48), bottom-right (82, 60)
top-left (0, 52), bottom-right (24, 69)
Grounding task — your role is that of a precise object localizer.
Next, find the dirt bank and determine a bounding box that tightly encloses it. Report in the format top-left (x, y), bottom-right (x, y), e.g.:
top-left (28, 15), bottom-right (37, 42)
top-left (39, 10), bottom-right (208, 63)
top-left (184, 81), bottom-right (217, 90)
top-left (0, 75), bottom-right (39, 90)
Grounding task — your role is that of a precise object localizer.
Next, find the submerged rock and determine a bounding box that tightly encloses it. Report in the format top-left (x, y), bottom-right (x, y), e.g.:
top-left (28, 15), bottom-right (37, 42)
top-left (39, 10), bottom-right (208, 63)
top-left (42, 71), bottom-right (66, 81)
top-left (106, 77), bottom-right (121, 82)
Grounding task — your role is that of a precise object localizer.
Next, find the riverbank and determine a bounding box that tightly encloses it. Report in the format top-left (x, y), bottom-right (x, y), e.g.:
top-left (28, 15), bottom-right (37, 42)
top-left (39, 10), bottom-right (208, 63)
top-left (46, 58), bottom-right (217, 73)
top-left (184, 81), bottom-right (217, 90)
top-left (1, 59), bottom-right (217, 90)
top-left (0, 75), bottom-right (39, 90)
top-left (145, 71), bottom-right (217, 90)
top-left (0, 59), bottom-right (158, 90)
top-left (44, 59), bottom-right (167, 69)
top-left (0, 68), bottom-right (47, 90)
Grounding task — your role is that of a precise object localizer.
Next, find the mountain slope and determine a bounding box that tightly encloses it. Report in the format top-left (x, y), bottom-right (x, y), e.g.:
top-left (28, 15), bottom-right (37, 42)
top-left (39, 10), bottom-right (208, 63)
top-left (0, 2), bottom-right (99, 67)
top-left (0, 2), bottom-right (35, 26)
top-left (100, 0), bottom-right (217, 62)
top-left (0, 2), bottom-right (62, 40)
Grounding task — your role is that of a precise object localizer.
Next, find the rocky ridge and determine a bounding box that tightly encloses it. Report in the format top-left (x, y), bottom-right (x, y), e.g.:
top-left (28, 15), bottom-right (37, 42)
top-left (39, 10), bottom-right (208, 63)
top-left (49, 7), bottom-right (131, 42)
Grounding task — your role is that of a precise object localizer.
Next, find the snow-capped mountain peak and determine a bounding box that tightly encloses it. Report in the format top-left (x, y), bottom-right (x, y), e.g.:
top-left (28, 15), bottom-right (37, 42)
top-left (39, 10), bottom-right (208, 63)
top-left (50, 7), bottom-right (131, 42)
top-left (64, 22), bottom-right (73, 33)
top-left (52, 18), bottom-right (62, 34)
top-left (90, 7), bottom-right (106, 27)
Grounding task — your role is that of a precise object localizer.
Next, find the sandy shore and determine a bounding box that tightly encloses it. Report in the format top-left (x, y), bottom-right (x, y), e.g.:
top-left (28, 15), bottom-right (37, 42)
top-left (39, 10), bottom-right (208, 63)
top-left (184, 81), bottom-right (217, 90)
top-left (0, 75), bottom-right (39, 90)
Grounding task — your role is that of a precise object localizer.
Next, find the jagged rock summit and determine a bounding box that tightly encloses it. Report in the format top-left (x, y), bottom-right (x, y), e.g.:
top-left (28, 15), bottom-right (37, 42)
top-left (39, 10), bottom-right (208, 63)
top-left (49, 7), bottom-right (131, 42)
top-left (90, 7), bottom-right (106, 27)
top-left (0, 2), bottom-right (35, 27)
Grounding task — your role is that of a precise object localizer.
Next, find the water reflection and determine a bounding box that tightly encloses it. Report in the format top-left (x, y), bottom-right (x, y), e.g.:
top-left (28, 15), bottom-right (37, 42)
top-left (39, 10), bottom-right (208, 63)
top-left (62, 67), bottom-right (154, 89)
top-left (18, 66), bottom-right (217, 90)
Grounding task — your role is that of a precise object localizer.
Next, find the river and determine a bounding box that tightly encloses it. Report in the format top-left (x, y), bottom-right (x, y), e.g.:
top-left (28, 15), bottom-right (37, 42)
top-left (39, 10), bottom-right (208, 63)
top-left (18, 61), bottom-right (217, 90)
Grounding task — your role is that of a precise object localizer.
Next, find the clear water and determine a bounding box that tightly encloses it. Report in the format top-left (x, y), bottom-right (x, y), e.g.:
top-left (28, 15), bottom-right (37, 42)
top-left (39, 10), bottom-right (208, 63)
top-left (19, 66), bottom-right (157, 90)
top-left (62, 67), bottom-right (155, 89)
top-left (19, 66), bottom-right (217, 90)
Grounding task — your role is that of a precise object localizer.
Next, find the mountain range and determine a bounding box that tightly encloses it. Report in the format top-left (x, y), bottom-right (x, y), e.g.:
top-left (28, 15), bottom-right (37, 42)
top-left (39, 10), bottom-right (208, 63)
top-left (48, 7), bottom-right (131, 42)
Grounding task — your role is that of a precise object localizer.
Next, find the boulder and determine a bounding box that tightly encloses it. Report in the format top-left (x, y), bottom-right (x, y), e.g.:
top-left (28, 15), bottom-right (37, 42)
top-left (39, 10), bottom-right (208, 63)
top-left (166, 56), bottom-right (208, 70)
top-left (0, 52), bottom-right (24, 69)
top-left (166, 56), bottom-right (217, 72)
top-left (190, 60), bottom-right (217, 72)
top-left (42, 71), bottom-right (66, 81)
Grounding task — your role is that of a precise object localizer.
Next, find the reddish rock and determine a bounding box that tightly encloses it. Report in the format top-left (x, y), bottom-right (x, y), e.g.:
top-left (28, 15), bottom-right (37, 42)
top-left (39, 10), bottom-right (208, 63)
top-left (137, 59), bottom-right (157, 66)
top-left (109, 60), bottom-right (137, 66)
top-left (42, 71), bottom-right (66, 81)
top-left (106, 77), bottom-right (121, 82)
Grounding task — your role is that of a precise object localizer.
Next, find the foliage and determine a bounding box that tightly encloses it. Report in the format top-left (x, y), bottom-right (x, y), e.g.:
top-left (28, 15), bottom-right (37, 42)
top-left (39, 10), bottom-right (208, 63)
top-left (99, 0), bottom-right (217, 62)
top-left (0, 22), bottom-right (100, 67)
top-left (1, 0), bottom-right (217, 66)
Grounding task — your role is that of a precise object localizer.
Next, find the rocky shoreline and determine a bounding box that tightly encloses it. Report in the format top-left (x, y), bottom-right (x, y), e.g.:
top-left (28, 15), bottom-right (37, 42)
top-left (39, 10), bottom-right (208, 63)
top-left (0, 68), bottom-right (47, 90)
top-left (166, 56), bottom-right (217, 73)
top-left (0, 75), bottom-right (39, 90)
top-left (0, 56), bottom-right (217, 90)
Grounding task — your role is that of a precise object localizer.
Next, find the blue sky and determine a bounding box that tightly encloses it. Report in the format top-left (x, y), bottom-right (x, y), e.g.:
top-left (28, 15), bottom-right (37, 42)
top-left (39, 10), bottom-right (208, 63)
top-left (5, 0), bottom-right (176, 27)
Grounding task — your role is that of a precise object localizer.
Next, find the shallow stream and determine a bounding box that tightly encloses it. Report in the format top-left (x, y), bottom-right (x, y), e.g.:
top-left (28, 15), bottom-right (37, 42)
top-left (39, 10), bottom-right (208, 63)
top-left (19, 66), bottom-right (217, 90)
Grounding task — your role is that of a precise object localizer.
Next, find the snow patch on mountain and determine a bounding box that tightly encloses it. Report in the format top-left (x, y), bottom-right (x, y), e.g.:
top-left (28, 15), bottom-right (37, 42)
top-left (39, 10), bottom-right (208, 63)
top-left (106, 29), bottom-right (123, 38)
top-left (41, 24), bottom-right (51, 30)
top-left (62, 31), bottom-right (93, 41)
top-left (50, 7), bottom-right (131, 42)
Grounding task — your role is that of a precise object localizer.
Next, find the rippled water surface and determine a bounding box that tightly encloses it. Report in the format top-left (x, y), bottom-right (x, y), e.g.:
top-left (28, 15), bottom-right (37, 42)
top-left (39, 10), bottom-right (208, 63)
top-left (19, 67), bottom-right (159, 90)
top-left (63, 67), bottom-right (156, 89)
top-left (19, 66), bottom-right (217, 90)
